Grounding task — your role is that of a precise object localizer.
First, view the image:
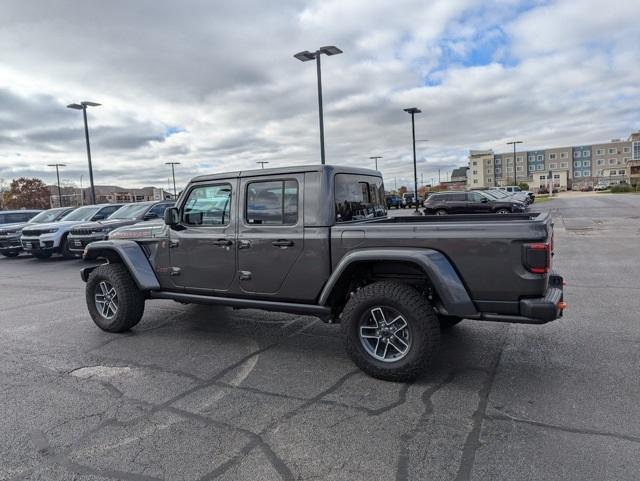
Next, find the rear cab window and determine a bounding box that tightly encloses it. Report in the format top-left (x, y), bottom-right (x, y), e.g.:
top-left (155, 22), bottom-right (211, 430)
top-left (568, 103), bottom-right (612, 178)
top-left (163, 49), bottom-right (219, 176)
top-left (334, 174), bottom-right (386, 223)
top-left (245, 180), bottom-right (298, 225)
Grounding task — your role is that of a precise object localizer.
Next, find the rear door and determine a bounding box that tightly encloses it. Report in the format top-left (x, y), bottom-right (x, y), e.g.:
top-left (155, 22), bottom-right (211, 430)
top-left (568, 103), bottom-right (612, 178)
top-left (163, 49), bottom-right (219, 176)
top-left (236, 174), bottom-right (303, 295)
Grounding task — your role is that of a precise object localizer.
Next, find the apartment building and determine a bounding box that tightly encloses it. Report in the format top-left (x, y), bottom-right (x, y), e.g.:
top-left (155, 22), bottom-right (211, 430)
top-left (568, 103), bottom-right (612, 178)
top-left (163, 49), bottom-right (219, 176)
top-left (468, 131), bottom-right (639, 190)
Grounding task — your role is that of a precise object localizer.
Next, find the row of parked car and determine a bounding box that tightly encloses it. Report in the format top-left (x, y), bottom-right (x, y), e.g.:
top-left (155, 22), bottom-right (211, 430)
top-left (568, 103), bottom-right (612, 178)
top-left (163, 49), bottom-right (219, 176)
top-left (0, 200), bottom-right (173, 259)
top-left (386, 186), bottom-right (534, 215)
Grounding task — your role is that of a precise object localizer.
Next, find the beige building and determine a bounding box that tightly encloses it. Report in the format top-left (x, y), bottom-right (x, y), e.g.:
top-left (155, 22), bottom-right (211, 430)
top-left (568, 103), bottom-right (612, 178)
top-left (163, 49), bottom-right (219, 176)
top-left (591, 139), bottom-right (631, 185)
top-left (531, 170), bottom-right (569, 192)
top-left (467, 150), bottom-right (495, 188)
top-left (629, 132), bottom-right (640, 186)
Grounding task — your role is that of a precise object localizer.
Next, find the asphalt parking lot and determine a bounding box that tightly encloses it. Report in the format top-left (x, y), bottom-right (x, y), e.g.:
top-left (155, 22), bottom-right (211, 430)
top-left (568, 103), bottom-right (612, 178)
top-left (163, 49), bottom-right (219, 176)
top-left (2, 193), bottom-right (639, 481)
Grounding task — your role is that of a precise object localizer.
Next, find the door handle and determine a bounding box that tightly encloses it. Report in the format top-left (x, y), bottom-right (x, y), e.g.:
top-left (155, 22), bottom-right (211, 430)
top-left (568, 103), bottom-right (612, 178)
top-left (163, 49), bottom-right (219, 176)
top-left (212, 239), bottom-right (233, 247)
top-left (272, 239), bottom-right (294, 247)
top-left (238, 240), bottom-right (251, 249)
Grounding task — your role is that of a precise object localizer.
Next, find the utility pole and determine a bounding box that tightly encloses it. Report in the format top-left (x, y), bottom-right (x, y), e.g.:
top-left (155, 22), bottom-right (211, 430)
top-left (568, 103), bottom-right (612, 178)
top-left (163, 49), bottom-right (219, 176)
top-left (403, 107), bottom-right (421, 214)
top-left (165, 162), bottom-right (180, 199)
top-left (47, 163), bottom-right (66, 207)
top-left (67, 101), bottom-right (100, 204)
top-left (256, 161), bottom-right (269, 169)
top-left (507, 140), bottom-right (523, 185)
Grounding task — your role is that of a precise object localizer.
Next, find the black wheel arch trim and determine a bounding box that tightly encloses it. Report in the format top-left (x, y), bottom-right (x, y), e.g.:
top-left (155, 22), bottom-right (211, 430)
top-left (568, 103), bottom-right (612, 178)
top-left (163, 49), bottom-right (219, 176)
top-left (318, 248), bottom-right (478, 317)
top-left (80, 240), bottom-right (160, 291)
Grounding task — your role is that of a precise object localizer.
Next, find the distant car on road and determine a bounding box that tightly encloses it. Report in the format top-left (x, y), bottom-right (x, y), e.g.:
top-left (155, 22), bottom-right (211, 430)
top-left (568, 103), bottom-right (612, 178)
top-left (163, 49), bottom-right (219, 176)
top-left (497, 186), bottom-right (535, 204)
top-left (21, 204), bottom-right (123, 259)
top-left (401, 193), bottom-right (418, 208)
top-left (424, 191), bottom-right (527, 215)
top-left (385, 195), bottom-right (402, 209)
top-left (67, 201), bottom-right (174, 255)
top-left (0, 207), bottom-right (75, 257)
top-left (0, 210), bottom-right (42, 225)
top-left (594, 183), bottom-right (609, 191)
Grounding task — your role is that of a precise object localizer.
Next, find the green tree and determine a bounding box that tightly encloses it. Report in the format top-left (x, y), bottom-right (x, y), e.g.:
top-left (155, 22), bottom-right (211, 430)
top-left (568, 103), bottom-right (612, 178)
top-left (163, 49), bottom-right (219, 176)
top-left (2, 177), bottom-right (51, 209)
top-left (518, 182), bottom-right (530, 191)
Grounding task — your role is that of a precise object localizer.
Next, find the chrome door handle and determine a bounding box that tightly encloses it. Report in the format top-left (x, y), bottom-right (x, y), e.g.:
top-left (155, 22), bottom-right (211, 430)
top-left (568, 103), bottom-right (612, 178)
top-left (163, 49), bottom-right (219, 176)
top-left (238, 240), bottom-right (251, 249)
top-left (272, 239), bottom-right (294, 247)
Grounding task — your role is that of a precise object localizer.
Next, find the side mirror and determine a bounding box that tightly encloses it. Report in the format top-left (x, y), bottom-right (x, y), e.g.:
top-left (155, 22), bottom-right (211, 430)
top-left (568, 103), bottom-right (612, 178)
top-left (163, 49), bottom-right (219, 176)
top-left (481, 197), bottom-right (488, 203)
top-left (92, 213), bottom-right (106, 220)
top-left (143, 212), bottom-right (159, 221)
top-left (164, 207), bottom-right (180, 226)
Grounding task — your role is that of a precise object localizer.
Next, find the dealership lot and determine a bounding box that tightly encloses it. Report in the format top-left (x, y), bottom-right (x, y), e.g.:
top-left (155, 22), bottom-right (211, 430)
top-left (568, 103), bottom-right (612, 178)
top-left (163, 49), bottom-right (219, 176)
top-left (1, 194), bottom-right (639, 481)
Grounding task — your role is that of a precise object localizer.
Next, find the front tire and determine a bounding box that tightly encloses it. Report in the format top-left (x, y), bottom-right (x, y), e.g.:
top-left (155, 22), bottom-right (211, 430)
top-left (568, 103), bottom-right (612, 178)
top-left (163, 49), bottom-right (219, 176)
top-left (341, 281), bottom-right (440, 382)
top-left (60, 237), bottom-right (75, 259)
top-left (496, 208), bottom-right (510, 214)
top-left (1, 251), bottom-right (19, 258)
top-left (435, 209), bottom-right (448, 216)
top-left (86, 264), bottom-right (145, 333)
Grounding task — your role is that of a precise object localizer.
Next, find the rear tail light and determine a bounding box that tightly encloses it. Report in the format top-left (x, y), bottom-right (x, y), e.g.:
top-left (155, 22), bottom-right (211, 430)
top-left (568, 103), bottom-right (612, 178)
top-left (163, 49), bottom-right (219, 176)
top-left (523, 242), bottom-right (551, 274)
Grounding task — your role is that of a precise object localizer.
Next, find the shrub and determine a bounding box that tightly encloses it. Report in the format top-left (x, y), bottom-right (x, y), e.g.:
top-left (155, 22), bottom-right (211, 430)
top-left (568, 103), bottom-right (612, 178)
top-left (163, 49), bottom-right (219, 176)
top-left (610, 184), bottom-right (632, 193)
top-left (518, 182), bottom-right (529, 191)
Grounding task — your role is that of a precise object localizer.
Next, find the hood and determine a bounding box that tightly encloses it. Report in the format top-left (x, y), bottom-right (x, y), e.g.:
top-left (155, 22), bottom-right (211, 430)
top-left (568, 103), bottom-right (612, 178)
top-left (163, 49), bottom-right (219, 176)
top-left (71, 218), bottom-right (137, 232)
top-left (22, 220), bottom-right (84, 232)
top-left (108, 220), bottom-right (168, 241)
top-left (0, 222), bottom-right (29, 234)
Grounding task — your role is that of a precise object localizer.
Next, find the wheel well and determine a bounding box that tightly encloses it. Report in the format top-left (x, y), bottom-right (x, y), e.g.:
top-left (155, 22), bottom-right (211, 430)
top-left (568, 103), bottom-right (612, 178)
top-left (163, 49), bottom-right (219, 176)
top-left (88, 248), bottom-right (124, 264)
top-left (326, 260), bottom-right (434, 316)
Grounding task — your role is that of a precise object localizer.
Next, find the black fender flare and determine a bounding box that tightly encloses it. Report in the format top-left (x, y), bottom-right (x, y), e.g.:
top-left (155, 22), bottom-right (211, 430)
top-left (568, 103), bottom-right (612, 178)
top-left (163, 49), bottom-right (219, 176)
top-left (80, 240), bottom-right (160, 291)
top-left (318, 248), bottom-right (478, 317)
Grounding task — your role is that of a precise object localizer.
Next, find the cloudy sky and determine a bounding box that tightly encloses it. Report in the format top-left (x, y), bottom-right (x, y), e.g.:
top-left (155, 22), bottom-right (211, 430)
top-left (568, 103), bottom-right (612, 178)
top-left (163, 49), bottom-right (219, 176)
top-left (0, 0), bottom-right (639, 191)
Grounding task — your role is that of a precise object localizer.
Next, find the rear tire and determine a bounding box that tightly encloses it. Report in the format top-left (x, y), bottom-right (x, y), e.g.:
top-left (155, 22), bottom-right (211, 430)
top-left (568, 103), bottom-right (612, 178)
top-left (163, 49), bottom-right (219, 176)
top-left (496, 208), bottom-right (510, 214)
top-left (86, 264), bottom-right (145, 333)
top-left (341, 281), bottom-right (440, 382)
top-left (435, 209), bottom-right (447, 216)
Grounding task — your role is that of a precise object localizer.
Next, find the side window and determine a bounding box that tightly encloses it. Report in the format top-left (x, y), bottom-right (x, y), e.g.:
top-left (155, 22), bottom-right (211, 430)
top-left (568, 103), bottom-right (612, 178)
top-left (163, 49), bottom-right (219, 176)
top-left (467, 192), bottom-right (483, 202)
top-left (149, 203), bottom-right (170, 217)
top-left (98, 205), bottom-right (121, 219)
top-left (246, 180), bottom-right (298, 225)
top-left (183, 184), bottom-right (232, 226)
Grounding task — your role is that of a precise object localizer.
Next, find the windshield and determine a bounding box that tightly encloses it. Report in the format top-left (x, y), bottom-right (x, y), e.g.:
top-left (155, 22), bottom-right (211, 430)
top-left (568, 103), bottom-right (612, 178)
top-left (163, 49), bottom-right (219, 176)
top-left (108, 203), bottom-right (152, 220)
top-left (335, 174), bottom-right (387, 223)
top-left (489, 190), bottom-right (509, 198)
top-left (30, 208), bottom-right (73, 223)
top-left (61, 206), bottom-right (101, 222)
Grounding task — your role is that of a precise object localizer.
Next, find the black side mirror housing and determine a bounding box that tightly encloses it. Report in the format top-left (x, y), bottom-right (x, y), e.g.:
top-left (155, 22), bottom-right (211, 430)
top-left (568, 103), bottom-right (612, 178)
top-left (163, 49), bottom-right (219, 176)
top-left (143, 212), bottom-right (158, 221)
top-left (164, 207), bottom-right (180, 226)
top-left (92, 213), bottom-right (106, 220)
top-left (481, 197), bottom-right (488, 203)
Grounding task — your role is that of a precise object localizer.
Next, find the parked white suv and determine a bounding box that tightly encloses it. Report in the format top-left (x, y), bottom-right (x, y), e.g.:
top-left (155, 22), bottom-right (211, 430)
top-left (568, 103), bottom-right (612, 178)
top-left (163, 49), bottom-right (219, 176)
top-left (21, 204), bottom-right (122, 259)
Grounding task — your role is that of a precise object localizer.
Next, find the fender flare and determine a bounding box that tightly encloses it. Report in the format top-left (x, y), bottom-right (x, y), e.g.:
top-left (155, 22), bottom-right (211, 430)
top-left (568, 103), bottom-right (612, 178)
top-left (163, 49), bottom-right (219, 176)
top-left (80, 240), bottom-right (160, 291)
top-left (318, 248), bottom-right (478, 317)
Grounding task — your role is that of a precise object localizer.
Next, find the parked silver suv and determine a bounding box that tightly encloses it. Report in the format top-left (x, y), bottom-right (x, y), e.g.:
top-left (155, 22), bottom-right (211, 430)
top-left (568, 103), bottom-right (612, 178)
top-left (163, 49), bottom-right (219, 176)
top-left (0, 207), bottom-right (75, 257)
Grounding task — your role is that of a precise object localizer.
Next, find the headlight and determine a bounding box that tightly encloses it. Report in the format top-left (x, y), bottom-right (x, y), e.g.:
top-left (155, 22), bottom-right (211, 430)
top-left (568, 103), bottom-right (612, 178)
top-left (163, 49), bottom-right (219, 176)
top-left (44, 228), bottom-right (59, 234)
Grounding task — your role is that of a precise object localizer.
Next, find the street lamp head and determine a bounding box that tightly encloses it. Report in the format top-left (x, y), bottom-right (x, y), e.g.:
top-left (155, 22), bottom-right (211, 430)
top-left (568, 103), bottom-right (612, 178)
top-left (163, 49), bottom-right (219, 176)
top-left (404, 107), bottom-right (422, 114)
top-left (294, 50), bottom-right (316, 62)
top-left (81, 101), bottom-right (101, 107)
top-left (165, 162), bottom-right (181, 166)
top-left (47, 163), bottom-right (66, 167)
top-left (506, 140), bottom-right (523, 145)
top-left (66, 103), bottom-right (84, 110)
top-left (319, 46), bottom-right (343, 56)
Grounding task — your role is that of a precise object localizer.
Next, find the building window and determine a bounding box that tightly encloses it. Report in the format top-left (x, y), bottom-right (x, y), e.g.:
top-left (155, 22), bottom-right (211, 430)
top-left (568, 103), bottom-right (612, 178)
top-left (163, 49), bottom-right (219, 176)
top-left (574, 151), bottom-right (582, 158)
top-left (487, 178), bottom-right (493, 183)
top-left (495, 168), bottom-right (502, 174)
top-left (596, 159), bottom-right (604, 166)
top-left (623, 147), bottom-right (631, 153)
top-left (472, 161), bottom-right (477, 166)
top-left (618, 170), bottom-right (625, 175)
top-left (549, 153), bottom-right (556, 160)
top-left (540, 175), bottom-right (546, 180)
top-left (560, 162), bottom-right (568, 168)
top-left (516, 166), bottom-right (523, 172)
top-left (495, 158), bottom-right (501, 165)
top-left (487, 159), bottom-right (492, 165)
top-left (529, 155), bottom-right (535, 161)
top-left (633, 142), bottom-right (640, 160)
top-left (550, 163), bottom-right (557, 169)
top-left (473, 179), bottom-right (478, 184)
top-left (537, 164), bottom-right (544, 171)
top-left (609, 159), bottom-right (616, 165)
top-left (575, 171), bottom-right (582, 177)
top-left (472, 170), bottom-right (477, 175)
top-left (529, 165), bottom-right (535, 172)
top-left (583, 160), bottom-right (591, 167)
top-left (573, 161), bottom-right (581, 167)
top-left (596, 149), bottom-right (604, 155)
top-left (608, 148), bottom-right (617, 154)
top-left (623, 157), bottom-right (629, 163)
top-left (537, 155), bottom-right (543, 161)
top-left (560, 152), bottom-right (568, 159)
top-left (583, 150), bottom-right (590, 157)
top-left (487, 169), bottom-right (492, 174)
top-left (553, 174), bottom-right (560, 179)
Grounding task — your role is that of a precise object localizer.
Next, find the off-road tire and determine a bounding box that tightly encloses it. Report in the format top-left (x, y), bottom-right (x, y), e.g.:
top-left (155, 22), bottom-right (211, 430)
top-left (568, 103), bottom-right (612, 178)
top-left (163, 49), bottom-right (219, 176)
top-left (60, 236), bottom-right (75, 259)
top-left (496, 208), bottom-right (510, 214)
top-left (86, 264), bottom-right (145, 333)
top-left (1, 251), bottom-right (19, 258)
top-left (32, 252), bottom-right (52, 259)
top-left (438, 315), bottom-right (463, 330)
top-left (341, 281), bottom-right (440, 382)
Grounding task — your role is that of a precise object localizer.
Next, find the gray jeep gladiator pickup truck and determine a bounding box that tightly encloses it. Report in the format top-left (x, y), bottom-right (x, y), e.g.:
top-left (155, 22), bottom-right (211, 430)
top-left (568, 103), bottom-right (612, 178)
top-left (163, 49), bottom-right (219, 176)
top-left (80, 165), bottom-right (565, 381)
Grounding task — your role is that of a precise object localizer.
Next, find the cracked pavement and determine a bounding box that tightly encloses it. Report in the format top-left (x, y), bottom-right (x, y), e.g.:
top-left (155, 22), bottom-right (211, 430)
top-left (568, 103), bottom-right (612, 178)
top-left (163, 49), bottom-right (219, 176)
top-left (1, 193), bottom-right (640, 480)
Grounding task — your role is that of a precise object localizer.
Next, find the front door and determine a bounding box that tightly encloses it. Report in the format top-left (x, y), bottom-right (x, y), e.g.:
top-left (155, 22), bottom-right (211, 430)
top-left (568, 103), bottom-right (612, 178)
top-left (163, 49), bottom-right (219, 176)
top-left (169, 181), bottom-right (237, 292)
top-left (466, 192), bottom-right (493, 213)
top-left (237, 175), bottom-right (304, 295)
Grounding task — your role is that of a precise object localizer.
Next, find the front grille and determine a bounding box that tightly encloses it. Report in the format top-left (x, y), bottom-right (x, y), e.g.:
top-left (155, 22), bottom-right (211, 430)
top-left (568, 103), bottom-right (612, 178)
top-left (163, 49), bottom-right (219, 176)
top-left (70, 228), bottom-right (95, 236)
top-left (22, 229), bottom-right (48, 237)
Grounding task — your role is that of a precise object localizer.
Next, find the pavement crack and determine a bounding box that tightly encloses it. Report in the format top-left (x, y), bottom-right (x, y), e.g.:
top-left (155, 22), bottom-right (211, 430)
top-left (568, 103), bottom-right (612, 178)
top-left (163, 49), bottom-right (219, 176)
top-left (453, 328), bottom-right (509, 481)
top-left (486, 411), bottom-right (640, 444)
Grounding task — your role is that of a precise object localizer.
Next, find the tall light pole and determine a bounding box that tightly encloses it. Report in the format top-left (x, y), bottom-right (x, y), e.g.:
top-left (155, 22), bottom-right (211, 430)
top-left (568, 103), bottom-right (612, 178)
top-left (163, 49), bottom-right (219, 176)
top-left (47, 163), bottom-right (66, 207)
top-left (165, 162), bottom-right (180, 199)
top-left (403, 107), bottom-right (422, 213)
top-left (369, 156), bottom-right (383, 170)
top-left (294, 46), bottom-right (343, 165)
top-left (67, 101), bottom-right (100, 204)
top-left (256, 161), bottom-right (269, 169)
top-left (506, 140), bottom-right (523, 185)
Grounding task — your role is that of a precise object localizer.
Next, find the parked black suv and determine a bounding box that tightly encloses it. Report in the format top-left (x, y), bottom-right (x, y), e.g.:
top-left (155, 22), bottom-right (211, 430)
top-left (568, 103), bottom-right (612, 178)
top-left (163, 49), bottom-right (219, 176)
top-left (0, 207), bottom-right (75, 257)
top-left (67, 200), bottom-right (174, 254)
top-left (423, 191), bottom-right (526, 215)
